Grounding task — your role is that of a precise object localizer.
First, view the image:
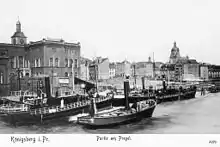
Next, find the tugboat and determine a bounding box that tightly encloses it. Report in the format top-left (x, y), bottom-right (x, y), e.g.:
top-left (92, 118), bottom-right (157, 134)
top-left (113, 77), bottom-right (197, 106)
top-left (77, 77), bottom-right (157, 128)
top-left (0, 76), bottom-right (114, 124)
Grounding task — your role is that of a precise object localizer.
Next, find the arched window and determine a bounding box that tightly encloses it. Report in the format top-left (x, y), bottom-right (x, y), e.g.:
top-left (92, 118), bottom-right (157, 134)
top-left (65, 72), bottom-right (68, 77)
top-left (36, 59), bottom-right (39, 67)
top-left (38, 58), bottom-right (41, 67)
top-left (49, 58), bottom-right (53, 67)
top-left (55, 58), bottom-right (59, 67)
top-left (65, 58), bottom-right (68, 67)
top-left (74, 59), bottom-right (78, 68)
top-left (0, 72), bottom-right (3, 84)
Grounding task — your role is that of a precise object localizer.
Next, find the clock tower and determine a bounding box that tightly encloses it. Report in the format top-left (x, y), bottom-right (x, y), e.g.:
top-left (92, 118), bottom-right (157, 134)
top-left (11, 20), bottom-right (27, 45)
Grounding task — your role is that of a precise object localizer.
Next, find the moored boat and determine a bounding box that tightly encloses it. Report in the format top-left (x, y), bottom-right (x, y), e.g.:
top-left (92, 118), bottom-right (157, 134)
top-left (77, 78), bottom-right (157, 128)
top-left (0, 76), bottom-right (114, 124)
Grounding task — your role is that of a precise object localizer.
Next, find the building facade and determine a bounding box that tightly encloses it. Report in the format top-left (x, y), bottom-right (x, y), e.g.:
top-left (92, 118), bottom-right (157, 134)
top-left (199, 64), bottom-right (209, 81)
top-left (89, 57), bottom-right (110, 81)
top-left (115, 60), bottom-right (131, 77)
top-left (208, 65), bottom-right (220, 87)
top-left (80, 57), bottom-right (91, 81)
top-left (0, 21), bottom-right (81, 96)
top-left (109, 63), bottom-right (116, 79)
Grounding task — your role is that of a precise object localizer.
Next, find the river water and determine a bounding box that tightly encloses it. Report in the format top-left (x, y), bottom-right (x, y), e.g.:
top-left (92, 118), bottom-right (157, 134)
top-left (0, 92), bottom-right (220, 134)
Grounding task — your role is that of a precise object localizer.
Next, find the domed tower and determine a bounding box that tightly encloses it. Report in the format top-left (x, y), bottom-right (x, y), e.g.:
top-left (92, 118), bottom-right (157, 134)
top-left (11, 20), bottom-right (27, 45)
top-left (169, 41), bottom-right (181, 64)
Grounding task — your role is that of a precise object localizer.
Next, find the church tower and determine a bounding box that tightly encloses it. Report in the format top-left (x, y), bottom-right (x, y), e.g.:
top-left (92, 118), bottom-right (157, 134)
top-left (11, 20), bottom-right (27, 45)
top-left (169, 41), bottom-right (181, 64)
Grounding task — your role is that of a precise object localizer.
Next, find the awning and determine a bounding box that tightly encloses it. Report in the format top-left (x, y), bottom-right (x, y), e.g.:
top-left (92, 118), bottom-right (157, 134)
top-left (74, 77), bottom-right (95, 91)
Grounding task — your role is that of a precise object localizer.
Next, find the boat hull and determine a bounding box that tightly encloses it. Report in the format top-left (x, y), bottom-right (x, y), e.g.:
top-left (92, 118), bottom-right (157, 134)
top-left (77, 105), bottom-right (156, 128)
top-left (0, 98), bottom-right (112, 125)
top-left (157, 90), bottom-right (196, 104)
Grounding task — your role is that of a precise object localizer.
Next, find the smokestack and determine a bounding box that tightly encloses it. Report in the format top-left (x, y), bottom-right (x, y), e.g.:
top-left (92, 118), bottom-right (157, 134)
top-left (162, 80), bottom-right (166, 91)
top-left (44, 77), bottom-right (51, 98)
top-left (124, 78), bottom-right (130, 110)
top-left (141, 77), bottom-right (145, 90)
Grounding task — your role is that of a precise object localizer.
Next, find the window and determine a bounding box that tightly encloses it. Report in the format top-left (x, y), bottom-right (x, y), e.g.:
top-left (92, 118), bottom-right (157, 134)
top-left (65, 72), bottom-right (68, 77)
top-left (14, 56), bottom-right (17, 68)
top-left (49, 58), bottom-right (53, 67)
top-left (0, 72), bottom-right (3, 84)
top-left (36, 59), bottom-right (39, 67)
top-left (19, 56), bottom-right (23, 68)
top-left (74, 59), bottom-right (77, 68)
top-left (70, 72), bottom-right (73, 77)
top-left (69, 59), bottom-right (73, 67)
top-left (65, 58), bottom-right (68, 67)
top-left (75, 71), bottom-right (77, 77)
top-left (38, 58), bottom-right (41, 67)
top-left (55, 58), bottom-right (59, 67)
top-left (10, 56), bottom-right (14, 68)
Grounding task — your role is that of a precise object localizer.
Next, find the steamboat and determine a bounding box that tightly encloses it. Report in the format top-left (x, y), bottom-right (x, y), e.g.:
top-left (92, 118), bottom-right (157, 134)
top-left (77, 78), bottom-right (156, 128)
top-left (0, 76), bottom-right (114, 124)
top-left (113, 78), bottom-right (197, 106)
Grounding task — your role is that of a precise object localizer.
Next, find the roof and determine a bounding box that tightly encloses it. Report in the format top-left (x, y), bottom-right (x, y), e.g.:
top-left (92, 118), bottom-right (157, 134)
top-left (11, 32), bottom-right (26, 38)
top-left (109, 63), bottom-right (116, 68)
top-left (90, 57), bottom-right (109, 66)
top-left (29, 38), bottom-right (80, 47)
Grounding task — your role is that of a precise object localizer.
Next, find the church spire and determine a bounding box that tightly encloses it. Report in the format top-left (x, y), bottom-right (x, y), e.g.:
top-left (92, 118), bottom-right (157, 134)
top-left (11, 19), bottom-right (27, 45)
top-left (16, 17), bottom-right (21, 32)
top-left (173, 41), bottom-right (177, 48)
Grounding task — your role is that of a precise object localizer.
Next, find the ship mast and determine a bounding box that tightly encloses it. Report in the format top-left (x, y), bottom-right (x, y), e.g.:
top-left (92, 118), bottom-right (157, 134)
top-left (153, 52), bottom-right (155, 80)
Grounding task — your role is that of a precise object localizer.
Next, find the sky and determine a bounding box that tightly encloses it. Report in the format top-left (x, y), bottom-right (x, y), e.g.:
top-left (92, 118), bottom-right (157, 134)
top-left (0, 0), bottom-right (220, 64)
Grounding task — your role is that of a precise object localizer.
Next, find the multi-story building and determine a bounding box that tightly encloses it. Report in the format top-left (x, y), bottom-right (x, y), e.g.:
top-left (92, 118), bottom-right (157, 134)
top-left (199, 64), bottom-right (209, 81)
top-left (115, 60), bottom-right (131, 77)
top-left (109, 63), bottom-right (116, 79)
top-left (0, 21), bottom-right (81, 96)
top-left (134, 57), bottom-right (154, 78)
top-left (27, 38), bottom-right (80, 95)
top-left (0, 20), bottom-right (29, 96)
top-left (89, 57), bottom-right (109, 81)
top-left (80, 57), bottom-right (92, 81)
top-left (183, 60), bottom-right (200, 81)
top-left (208, 65), bottom-right (220, 87)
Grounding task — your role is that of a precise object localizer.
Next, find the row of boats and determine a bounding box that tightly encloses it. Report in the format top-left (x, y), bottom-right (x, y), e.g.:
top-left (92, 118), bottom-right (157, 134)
top-left (0, 77), bottom-right (198, 128)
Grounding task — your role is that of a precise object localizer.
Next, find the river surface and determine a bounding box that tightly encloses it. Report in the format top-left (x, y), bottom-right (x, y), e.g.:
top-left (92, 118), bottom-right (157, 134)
top-left (0, 92), bottom-right (220, 134)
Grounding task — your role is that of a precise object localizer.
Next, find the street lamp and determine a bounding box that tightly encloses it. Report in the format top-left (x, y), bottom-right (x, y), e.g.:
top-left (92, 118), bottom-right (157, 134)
top-left (81, 83), bottom-right (86, 94)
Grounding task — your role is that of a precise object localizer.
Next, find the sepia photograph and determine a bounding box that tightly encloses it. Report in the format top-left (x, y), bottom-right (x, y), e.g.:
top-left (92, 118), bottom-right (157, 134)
top-left (0, 0), bottom-right (220, 141)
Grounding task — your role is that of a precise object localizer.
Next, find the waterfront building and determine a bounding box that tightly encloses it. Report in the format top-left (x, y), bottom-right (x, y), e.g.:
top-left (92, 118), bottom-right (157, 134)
top-left (182, 59), bottom-right (200, 81)
top-left (0, 20), bottom-right (29, 96)
top-left (208, 65), bottom-right (220, 87)
top-left (115, 60), bottom-right (131, 77)
top-left (134, 57), bottom-right (154, 78)
top-left (80, 57), bottom-right (92, 81)
top-left (89, 57), bottom-right (110, 81)
top-left (0, 21), bottom-right (81, 96)
top-left (199, 64), bottom-right (209, 81)
top-left (109, 63), bottom-right (116, 79)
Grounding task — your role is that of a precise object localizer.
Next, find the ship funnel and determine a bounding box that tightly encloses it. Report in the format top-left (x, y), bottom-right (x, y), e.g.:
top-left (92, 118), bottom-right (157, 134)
top-left (142, 77), bottom-right (145, 90)
top-left (124, 77), bottom-right (130, 110)
top-left (45, 77), bottom-right (51, 98)
top-left (162, 80), bottom-right (167, 91)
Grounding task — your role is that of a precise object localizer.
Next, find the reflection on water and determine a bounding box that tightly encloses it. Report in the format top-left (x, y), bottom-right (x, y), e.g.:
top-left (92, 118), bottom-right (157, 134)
top-left (1, 93), bottom-right (220, 134)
